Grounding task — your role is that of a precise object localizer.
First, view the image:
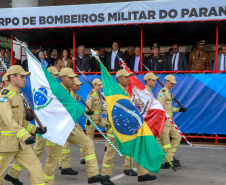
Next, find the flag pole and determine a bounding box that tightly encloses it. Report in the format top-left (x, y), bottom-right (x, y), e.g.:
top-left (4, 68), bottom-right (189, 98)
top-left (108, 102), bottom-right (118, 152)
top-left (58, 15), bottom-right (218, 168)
top-left (83, 112), bottom-right (123, 156)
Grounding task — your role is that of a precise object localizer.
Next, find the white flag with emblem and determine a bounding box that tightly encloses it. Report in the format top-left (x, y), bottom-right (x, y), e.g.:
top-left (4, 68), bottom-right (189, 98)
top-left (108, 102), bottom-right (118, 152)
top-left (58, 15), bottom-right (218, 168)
top-left (26, 50), bottom-right (85, 145)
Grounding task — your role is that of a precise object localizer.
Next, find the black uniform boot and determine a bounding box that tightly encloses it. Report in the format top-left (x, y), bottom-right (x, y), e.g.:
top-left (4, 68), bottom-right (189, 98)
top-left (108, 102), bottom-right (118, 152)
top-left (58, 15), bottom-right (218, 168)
top-left (101, 176), bottom-right (114, 185)
top-left (123, 169), bottom-right (137, 176)
top-left (4, 174), bottom-right (23, 185)
top-left (61, 168), bottom-right (78, 175)
top-left (80, 159), bottom-right (86, 164)
top-left (138, 174), bottom-right (157, 182)
top-left (173, 157), bottom-right (180, 164)
top-left (88, 174), bottom-right (109, 184)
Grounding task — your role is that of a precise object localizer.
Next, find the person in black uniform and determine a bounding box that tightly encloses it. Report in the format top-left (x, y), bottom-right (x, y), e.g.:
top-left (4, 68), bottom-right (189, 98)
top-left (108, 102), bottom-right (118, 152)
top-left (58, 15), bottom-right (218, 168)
top-left (147, 43), bottom-right (166, 71)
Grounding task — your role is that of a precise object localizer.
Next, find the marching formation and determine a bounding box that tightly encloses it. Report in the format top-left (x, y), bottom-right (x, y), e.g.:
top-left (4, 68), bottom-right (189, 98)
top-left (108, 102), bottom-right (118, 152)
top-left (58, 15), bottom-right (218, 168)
top-left (0, 47), bottom-right (187, 185)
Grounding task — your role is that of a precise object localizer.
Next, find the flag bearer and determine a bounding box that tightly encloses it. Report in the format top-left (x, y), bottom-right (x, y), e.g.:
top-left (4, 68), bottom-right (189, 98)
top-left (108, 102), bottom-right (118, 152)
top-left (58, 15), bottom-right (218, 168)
top-left (144, 72), bottom-right (159, 95)
top-left (101, 69), bottom-right (156, 185)
top-left (5, 66), bottom-right (61, 184)
top-left (59, 77), bottom-right (85, 172)
top-left (157, 74), bottom-right (186, 168)
top-left (0, 65), bottom-right (46, 185)
top-left (49, 68), bottom-right (109, 184)
top-left (85, 79), bottom-right (107, 139)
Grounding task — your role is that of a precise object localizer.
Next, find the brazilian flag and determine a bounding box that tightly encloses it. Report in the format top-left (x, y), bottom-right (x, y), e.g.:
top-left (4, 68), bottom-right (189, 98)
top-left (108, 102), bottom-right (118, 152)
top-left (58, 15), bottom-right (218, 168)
top-left (99, 62), bottom-right (165, 173)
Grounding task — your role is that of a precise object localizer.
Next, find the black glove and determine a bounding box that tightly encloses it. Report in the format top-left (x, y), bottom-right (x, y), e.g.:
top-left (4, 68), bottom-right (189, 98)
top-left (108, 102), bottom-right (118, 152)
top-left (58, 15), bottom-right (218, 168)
top-left (86, 119), bottom-right (91, 126)
top-left (179, 107), bottom-right (187, 112)
top-left (25, 137), bottom-right (36, 145)
top-left (35, 127), bottom-right (47, 135)
top-left (85, 111), bottom-right (94, 115)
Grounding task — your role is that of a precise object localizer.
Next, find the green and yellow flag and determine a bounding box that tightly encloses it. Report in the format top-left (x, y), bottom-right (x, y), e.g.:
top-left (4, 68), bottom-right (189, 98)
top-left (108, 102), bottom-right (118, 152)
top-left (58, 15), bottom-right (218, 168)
top-left (99, 60), bottom-right (165, 173)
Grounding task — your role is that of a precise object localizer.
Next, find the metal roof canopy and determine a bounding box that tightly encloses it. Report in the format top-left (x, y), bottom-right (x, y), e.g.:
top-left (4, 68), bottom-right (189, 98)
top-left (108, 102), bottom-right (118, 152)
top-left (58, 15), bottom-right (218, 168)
top-left (0, 20), bottom-right (226, 49)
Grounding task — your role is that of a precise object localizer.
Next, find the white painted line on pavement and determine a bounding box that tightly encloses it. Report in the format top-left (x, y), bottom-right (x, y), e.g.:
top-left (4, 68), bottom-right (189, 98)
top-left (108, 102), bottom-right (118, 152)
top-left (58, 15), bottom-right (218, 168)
top-left (97, 168), bottom-right (137, 185)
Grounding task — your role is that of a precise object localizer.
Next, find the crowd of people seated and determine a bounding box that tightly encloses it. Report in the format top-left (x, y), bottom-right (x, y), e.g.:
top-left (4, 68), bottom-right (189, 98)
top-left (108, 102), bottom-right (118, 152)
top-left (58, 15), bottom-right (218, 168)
top-left (0, 40), bottom-right (226, 76)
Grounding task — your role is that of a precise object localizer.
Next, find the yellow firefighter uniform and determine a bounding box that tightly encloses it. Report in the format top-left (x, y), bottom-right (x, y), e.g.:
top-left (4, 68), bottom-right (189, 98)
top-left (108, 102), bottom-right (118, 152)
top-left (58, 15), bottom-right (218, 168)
top-left (85, 79), bottom-right (107, 140)
top-left (102, 69), bottom-right (148, 177)
top-left (7, 67), bottom-right (60, 181)
top-left (157, 75), bottom-right (182, 162)
top-left (0, 66), bottom-right (45, 185)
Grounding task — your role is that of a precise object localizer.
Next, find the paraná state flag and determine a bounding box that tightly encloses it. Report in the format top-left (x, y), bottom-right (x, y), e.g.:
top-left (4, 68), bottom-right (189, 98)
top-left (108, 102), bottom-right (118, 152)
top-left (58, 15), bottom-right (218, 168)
top-left (98, 58), bottom-right (165, 173)
top-left (120, 62), bottom-right (166, 137)
top-left (26, 48), bottom-right (85, 146)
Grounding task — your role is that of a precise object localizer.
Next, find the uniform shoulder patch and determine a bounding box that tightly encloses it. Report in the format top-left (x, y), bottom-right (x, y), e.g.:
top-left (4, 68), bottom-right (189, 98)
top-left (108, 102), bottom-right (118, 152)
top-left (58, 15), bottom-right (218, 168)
top-left (162, 89), bottom-right (166, 92)
top-left (160, 94), bottom-right (165, 97)
top-left (2, 89), bottom-right (9, 95)
top-left (0, 97), bottom-right (8, 102)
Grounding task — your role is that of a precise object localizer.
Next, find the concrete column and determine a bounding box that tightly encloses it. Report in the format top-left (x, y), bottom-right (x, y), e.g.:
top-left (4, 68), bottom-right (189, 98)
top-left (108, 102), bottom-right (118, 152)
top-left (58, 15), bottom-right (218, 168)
top-left (12, 0), bottom-right (38, 8)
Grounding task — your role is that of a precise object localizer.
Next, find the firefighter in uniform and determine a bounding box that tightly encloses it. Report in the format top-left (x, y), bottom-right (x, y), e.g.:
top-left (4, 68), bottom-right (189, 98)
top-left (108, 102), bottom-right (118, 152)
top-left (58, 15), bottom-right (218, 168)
top-left (147, 43), bottom-right (166, 71)
top-left (189, 40), bottom-right (211, 71)
top-left (5, 66), bottom-right (61, 185)
top-left (47, 67), bottom-right (108, 184)
top-left (0, 65), bottom-right (46, 185)
top-left (157, 75), bottom-right (186, 168)
top-left (85, 79), bottom-right (107, 140)
top-left (144, 72), bottom-right (159, 96)
top-left (101, 69), bottom-right (156, 185)
top-left (58, 77), bottom-right (84, 174)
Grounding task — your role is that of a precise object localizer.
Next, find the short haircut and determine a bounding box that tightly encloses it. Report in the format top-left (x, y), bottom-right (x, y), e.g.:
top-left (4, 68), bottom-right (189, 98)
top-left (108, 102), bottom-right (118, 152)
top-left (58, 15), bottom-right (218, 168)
top-left (39, 51), bottom-right (44, 56)
top-left (128, 46), bottom-right (134, 51)
top-left (169, 48), bottom-right (173, 52)
top-left (94, 48), bottom-right (100, 51)
top-left (0, 48), bottom-right (6, 51)
top-left (78, 45), bottom-right (85, 50)
top-left (112, 41), bottom-right (118, 45)
top-left (8, 74), bottom-right (17, 82)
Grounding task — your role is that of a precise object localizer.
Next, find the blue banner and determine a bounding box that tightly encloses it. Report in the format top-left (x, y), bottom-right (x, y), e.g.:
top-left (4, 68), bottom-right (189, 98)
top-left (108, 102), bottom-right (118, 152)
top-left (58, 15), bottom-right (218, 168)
top-left (23, 74), bottom-right (226, 134)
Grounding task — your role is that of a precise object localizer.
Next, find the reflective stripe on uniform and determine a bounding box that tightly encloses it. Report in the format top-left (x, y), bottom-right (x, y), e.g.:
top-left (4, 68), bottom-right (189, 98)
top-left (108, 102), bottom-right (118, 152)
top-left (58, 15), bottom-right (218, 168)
top-left (173, 108), bottom-right (177, 112)
top-left (92, 92), bottom-right (97, 97)
top-left (44, 174), bottom-right (54, 180)
top-left (12, 164), bottom-right (23, 171)
top-left (27, 124), bottom-right (34, 132)
top-left (107, 133), bottom-right (115, 138)
top-left (165, 90), bottom-right (169, 95)
top-left (167, 113), bottom-right (172, 117)
top-left (80, 148), bottom-right (83, 152)
top-left (172, 148), bottom-right (176, 153)
top-left (0, 156), bottom-right (2, 161)
top-left (94, 111), bottom-right (99, 114)
top-left (46, 141), bottom-right (56, 146)
top-left (59, 158), bottom-right (62, 162)
top-left (84, 154), bottom-right (96, 161)
top-left (1, 131), bottom-right (14, 136)
top-left (36, 183), bottom-right (45, 185)
top-left (62, 149), bottom-right (70, 154)
top-left (102, 163), bottom-right (114, 168)
top-left (85, 124), bottom-right (93, 127)
top-left (108, 128), bottom-right (114, 132)
top-left (7, 90), bottom-right (16, 98)
top-left (126, 156), bottom-right (133, 159)
top-left (17, 129), bottom-right (28, 139)
top-left (162, 144), bottom-right (171, 149)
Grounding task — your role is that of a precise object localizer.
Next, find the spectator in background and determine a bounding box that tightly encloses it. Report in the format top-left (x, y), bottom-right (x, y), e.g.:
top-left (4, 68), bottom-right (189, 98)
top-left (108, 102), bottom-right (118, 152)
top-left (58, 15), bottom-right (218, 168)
top-left (99, 47), bottom-right (106, 66)
top-left (34, 46), bottom-right (45, 59)
top-left (147, 43), bottom-right (166, 71)
top-left (169, 48), bottom-right (174, 56)
top-left (75, 45), bottom-right (90, 73)
top-left (213, 45), bottom-right (226, 70)
top-left (167, 44), bottom-right (188, 71)
top-left (57, 48), bottom-right (72, 72)
top-left (129, 46), bottom-right (147, 72)
top-left (46, 48), bottom-right (55, 67)
top-left (218, 48), bottom-right (223, 55)
top-left (39, 52), bottom-right (49, 69)
top-left (0, 48), bottom-right (11, 73)
top-left (6, 49), bottom-right (11, 58)
top-left (106, 41), bottom-right (125, 72)
top-left (90, 48), bottom-right (103, 72)
top-left (189, 40), bottom-right (211, 70)
top-left (7, 50), bottom-right (21, 65)
top-left (125, 46), bottom-right (135, 66)
top-left (164, 52), bottom-right (169, 61)
top-left (0, 79), bottom-right (3, 90)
